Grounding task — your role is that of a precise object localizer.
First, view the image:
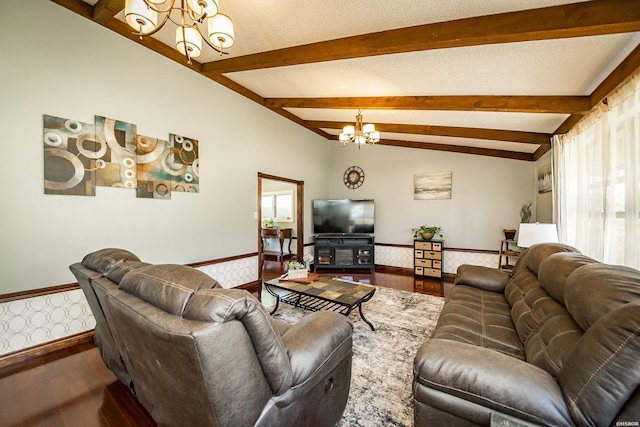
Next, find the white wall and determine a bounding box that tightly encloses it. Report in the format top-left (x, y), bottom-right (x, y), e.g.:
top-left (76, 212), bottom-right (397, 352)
top-left (328, 143), bottom-right (536, 250)
top-left (0, 1), bottom-right (542, 294)
top-left (0, 1), bottom-right (331, 293)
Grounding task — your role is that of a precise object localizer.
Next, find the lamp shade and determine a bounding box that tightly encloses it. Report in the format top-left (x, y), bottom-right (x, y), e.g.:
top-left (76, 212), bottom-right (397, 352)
top-left (125, 0), bottom-right (158, 33)
top-left (187, 0), bottom-right (218, 17)
top-left (517, 223), bottom-right (558, 248)
top-left (363, 123), bottom-right (375, 134)
top-left (176, 27), bottom-right (203, 58)
top-left (208, 14), bottom-right (235, 49)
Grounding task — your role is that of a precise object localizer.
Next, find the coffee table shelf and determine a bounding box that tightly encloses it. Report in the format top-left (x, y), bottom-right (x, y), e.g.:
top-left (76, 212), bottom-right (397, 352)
top-left (265, 277), bottom-right (376, 331)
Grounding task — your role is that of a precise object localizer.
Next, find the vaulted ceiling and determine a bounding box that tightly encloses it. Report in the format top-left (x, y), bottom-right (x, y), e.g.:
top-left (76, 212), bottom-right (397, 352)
top-left (54, 0), bottom-right (640, 161)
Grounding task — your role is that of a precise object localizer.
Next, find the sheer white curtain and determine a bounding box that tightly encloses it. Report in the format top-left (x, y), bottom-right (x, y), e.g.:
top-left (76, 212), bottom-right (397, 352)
top-left (554, 73), bottom-right (640, 269)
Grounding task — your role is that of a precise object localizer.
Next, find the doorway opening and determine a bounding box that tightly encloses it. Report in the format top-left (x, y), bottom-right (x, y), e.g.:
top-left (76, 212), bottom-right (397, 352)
top-left (257, 172), bottom-right (304, 282)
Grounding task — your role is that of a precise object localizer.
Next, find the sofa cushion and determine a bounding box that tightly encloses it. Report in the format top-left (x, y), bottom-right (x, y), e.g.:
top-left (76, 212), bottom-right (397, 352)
top-left (432, 285), bottom-right (524, 358)
top-left (454, 265), bottom-right (510, 293)
top-left (506, 246), bottom-right (585, 346)
top-left (82, 248), bottom-right (140, 273)
top-left (523, 243), bottom-right (579, 276)
top-left (558, 301), bottom-right (640, 426)
top-left (565, 264), bottom-right (640, 330)
top-left (511, 285), bottom-right (561, 344)
top-left (414, 339), bottom-right (575, 426)
top-left (504, 268), bottom-right (540, 308)
top-left (524, 308), bottom-right (583, 377)
top-left (556, 264), bottom-right (640, 426)
top-left (516, 253), bottom-right (599, 377)
top-left (104, 260), bottom-right (150, 284)
top-left (119, 264), bottom-right (222, 316)
top-left (538, 252), bottom-right (597, 304)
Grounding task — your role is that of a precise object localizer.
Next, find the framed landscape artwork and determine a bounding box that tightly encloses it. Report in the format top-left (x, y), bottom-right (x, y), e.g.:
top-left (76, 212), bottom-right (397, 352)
top-left (414, 172), bottom-right (452, 200)
top-left (538, 163), bottom-right (552, 194)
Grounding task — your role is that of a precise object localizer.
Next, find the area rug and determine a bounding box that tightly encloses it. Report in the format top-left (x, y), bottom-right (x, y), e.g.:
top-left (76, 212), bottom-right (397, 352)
top-left (270, 285), bottom-right (445, 427)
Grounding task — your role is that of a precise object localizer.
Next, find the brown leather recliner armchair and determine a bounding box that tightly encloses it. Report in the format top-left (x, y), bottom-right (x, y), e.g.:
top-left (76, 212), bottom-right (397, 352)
top-left (72, 249), bottom-right (353, 427)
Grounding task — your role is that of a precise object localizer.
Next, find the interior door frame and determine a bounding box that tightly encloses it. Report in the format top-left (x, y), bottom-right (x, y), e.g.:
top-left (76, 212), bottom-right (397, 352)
top-left (257, 172), bottom-right (304, 279)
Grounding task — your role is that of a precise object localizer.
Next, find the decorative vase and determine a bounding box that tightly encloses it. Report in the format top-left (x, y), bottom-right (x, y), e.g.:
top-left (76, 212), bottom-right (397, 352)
top-left (419, 232), bottom-right (434, 240)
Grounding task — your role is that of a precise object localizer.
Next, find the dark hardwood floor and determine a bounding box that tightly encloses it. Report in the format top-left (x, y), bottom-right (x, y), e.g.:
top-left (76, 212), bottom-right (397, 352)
top-left (1, 262), bottom-right (450, 427)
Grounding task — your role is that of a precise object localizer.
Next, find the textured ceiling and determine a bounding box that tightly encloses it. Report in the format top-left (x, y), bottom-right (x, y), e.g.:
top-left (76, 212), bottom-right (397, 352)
top-left (62, 0), bottom-right (640, 160)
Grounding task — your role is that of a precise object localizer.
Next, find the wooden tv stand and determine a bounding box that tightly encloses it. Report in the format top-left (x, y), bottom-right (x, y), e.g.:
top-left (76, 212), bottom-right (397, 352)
top-left (313, 234), bottom-right (375, 273)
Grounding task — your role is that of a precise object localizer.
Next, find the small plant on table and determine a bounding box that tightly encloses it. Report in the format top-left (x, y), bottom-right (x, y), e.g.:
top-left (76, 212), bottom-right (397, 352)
top-left (412, 225), bottom-right (443, 240)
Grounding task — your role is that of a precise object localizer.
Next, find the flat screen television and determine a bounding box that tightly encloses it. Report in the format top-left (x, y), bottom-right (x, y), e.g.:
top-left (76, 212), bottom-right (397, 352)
top-left (313, 199), bottom-right (375, 234)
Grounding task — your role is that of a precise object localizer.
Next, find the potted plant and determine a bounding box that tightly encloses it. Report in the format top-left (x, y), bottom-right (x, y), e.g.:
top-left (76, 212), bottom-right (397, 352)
top-left (286, 260), bottom-right (308, 279)
top-left (412, 226), bottom-right (442, 241)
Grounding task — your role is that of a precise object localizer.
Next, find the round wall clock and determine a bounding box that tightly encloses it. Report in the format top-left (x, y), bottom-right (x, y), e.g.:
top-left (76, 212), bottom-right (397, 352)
top-left (344, 166), bottom-right (365, 189)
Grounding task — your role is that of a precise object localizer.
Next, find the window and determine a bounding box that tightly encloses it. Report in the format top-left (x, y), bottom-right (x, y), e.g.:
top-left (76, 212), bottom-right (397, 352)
top-left (555, 73), bottom-right (640, 269)
top-left (262, 190), bottom-right (294, 223)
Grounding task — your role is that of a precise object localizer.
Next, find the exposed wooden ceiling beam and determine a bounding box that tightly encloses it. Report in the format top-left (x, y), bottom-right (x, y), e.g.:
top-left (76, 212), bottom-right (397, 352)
top-left (533, 144), bottom-right (552, 161)
top-left (307, 121), bottom-right (550, 145)
top-left (376, 139), bottom-right (534, 161)
top-left (267, 96), bottom-right (590, 114)
top-left (202, 0), bottom-right (640, 75)
top-left (50, 0), bottom-right (93, 18)
top-left (92, 0), bottom-right (123, 22)
top-left (48, 0), bottom-right (640, 162)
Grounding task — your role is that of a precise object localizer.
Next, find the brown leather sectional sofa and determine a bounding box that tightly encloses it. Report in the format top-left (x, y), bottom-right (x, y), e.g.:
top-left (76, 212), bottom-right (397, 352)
top-left (70, 248), bottom-right (353, 427)
top-left (413, 243), bottom-right (640, 426)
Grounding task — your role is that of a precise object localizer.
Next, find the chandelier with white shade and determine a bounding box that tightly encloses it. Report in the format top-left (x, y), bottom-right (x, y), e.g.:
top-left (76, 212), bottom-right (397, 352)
top-left (339, 110), bottom-right (380, 148)
top-left (124, 0), bottom-right (234, 64)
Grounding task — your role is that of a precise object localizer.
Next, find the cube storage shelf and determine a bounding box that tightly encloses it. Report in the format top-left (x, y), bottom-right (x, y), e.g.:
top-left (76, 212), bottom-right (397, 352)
top-left (414, 239), bottom-right (443, 279)
top-left (313, 234), bottom-right (375, 273)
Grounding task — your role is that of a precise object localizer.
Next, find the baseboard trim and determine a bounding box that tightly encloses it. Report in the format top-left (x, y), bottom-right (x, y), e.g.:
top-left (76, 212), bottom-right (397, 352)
top-left (0, 330), bottom-right (95, 378)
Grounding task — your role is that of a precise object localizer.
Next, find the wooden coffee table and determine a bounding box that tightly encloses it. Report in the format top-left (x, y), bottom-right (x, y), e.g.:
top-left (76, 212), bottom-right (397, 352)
top-left (265, 276), bottom-right (376, 330)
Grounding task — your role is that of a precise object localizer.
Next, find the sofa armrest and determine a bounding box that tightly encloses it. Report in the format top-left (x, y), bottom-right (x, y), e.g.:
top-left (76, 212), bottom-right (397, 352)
top-left (414, 339), bottom-right (574, 426)
top-left (454, 264), bottom-right (510, 293)
top-left (281, 311), bottom-right (353, 387)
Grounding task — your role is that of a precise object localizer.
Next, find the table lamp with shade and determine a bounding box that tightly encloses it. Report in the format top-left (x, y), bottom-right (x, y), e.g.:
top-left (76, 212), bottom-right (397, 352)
top-left (517, 223), bottom-right (559, 248)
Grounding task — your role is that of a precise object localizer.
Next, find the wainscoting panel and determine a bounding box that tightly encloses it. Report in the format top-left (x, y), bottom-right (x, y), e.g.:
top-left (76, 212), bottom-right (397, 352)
top-left (443, 250), bottom-right (500, 272)
top-left (374, 246), bottom-right (414, 269)
top-left (0, 289), bottom-right (95, 355)
top-left (375, 246), bottom-right (499, 273)
top-left (194, 256), bottom-right (258, 288)
top-left (0, 248), bottom-right (498, 357)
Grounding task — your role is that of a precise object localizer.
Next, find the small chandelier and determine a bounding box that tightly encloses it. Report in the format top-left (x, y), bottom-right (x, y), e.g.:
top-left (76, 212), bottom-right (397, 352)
top-left (339, 110), bottom-right (380, 148)
top-left (124, 0), bottom-right (234, 64)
